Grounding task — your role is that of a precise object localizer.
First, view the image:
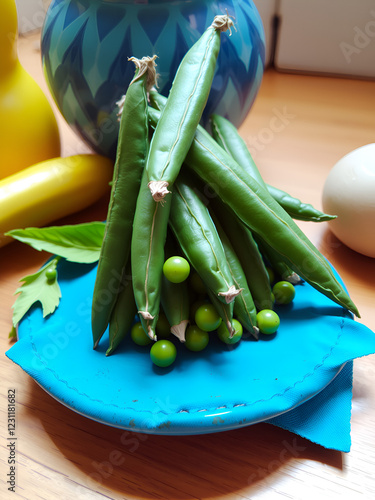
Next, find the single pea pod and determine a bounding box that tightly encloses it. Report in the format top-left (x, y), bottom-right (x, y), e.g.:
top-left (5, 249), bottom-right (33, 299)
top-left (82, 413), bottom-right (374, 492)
top-left (169, 171), bottom-right (242, 305)
top-left (131, 166), bottom-right (172, 340)
top-left (159, 233), bottom-right (190, 342)
top-left (181, 124), bottom-right (359, 317)
top-left (106, 262), bottom-right (137, 356)
top-left (148, 88), bottom-right (165, 112)
top-left (211, 214), bottom-right (258, 338)
top-left (210, 112), bottom-right (265, 187)
top-left (92, 56), bottom-right (156, 348)
top-left (210, 113), bottom-right (336, 222)
top-left (266, 185), bottom-right (337, 222)
top-left (160, 275), bottom-right (190, 343)
top-left (208, 195), bottom-right (274, 311)
top-left (146, 14), bottom-right (234, 202)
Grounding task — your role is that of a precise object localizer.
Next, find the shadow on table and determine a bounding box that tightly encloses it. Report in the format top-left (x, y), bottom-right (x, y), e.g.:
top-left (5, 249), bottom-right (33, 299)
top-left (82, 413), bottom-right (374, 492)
top-left (319, 228), bottom-right (375, 288)
top-left (25, 378), bottom-right (343, 499)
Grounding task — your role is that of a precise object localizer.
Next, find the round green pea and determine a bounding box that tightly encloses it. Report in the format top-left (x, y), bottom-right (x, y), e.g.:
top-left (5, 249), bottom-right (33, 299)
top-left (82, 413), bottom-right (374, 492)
top-left (272, 281), bottom-right (296, 305)
top-left (163, 256), bottom-right (190, 283)
top-left (190, 299), bottom-right (208, 321)
top-left (131, 322), bottom-right (152, 346)
top-left (150, 340), bottom-right (177, 368)
top-left (256, 309), bottom-right (280, 335)
top-left (185, 325), bottom-right (209, 352)
top-left (195, 303), bottom-right (222, 332)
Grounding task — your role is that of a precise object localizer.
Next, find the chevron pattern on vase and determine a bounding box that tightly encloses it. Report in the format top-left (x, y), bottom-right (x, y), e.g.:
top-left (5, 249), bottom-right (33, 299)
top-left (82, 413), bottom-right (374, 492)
top-left (42, 0), bottom-right (265, 158)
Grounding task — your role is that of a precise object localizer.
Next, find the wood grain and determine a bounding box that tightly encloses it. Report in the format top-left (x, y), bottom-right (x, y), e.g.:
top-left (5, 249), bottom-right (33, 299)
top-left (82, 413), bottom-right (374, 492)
top-left (1, 32), bottom-right (375, 500)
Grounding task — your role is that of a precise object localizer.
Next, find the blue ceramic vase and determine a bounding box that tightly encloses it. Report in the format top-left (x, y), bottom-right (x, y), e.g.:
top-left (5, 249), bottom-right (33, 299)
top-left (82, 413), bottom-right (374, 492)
top-left (41, 0), bottom-right (265, 158)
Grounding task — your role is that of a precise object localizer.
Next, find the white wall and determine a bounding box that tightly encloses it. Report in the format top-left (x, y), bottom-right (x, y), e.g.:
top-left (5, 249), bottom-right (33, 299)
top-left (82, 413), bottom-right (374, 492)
top-left (252, 0), bottom-right (277, 67)
top-left (14, 0), bottom-right (375, 78)
top-left (275, 0), bottom-right (375, 79)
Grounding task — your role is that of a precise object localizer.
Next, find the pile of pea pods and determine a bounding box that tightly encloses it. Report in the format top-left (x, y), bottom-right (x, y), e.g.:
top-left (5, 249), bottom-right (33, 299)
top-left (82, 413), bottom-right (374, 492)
top-left (90, 15), bottom-right (359, 368)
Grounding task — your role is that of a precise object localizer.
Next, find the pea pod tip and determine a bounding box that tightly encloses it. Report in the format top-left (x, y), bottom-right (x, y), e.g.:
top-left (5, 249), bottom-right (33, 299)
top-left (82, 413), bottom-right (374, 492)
top-left (218, 285), bottom-right (244, 304)
top-left (285, 273), bottom-right (303, 285)
top-left (148, 180), bottom-right (171, 202)
top-left (211, 13), bottom-right (236, 35)
top-left (171, 320), bottom-right (189, 343)
top-left (116, 55), bottom-right (158, 119)
top-left (252, 326), bottom-right (260, 340)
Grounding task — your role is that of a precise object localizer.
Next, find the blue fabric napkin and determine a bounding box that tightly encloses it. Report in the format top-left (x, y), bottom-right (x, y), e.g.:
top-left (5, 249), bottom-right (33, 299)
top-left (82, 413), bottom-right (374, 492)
top-left (6, 259), bottom-right (375, 451)
top-left (268, 361), bottom-right (354, 451)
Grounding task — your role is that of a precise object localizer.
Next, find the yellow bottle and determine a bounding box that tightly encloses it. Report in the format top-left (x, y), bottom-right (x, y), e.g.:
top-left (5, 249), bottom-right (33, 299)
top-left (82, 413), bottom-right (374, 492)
top-left (0, 154), bottom-right (113, 248)
top-left (0, 0), bottom-right (61, 180)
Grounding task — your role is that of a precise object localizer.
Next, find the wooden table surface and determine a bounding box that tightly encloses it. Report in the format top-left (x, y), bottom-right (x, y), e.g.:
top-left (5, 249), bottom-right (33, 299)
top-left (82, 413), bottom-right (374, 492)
top-left (1, 32), bottom-right (375, 500)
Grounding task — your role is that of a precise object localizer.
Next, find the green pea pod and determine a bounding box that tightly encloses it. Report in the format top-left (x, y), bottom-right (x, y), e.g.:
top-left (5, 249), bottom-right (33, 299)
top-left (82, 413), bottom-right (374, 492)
top-left (266, 185), bottom-right (337, 222)
top-left (92, 56), bottom-right (156, 348)
top-left (148, 88), bottom-right (165, 111)
top-left (211, 214), bottom-right (258, 337)
top-left (160, 235), bottom-right (190, 342)
top-left (131, 167), bottom-right (172, 340)
top-left (148, 108), bottom-right (359, 317)
top-left (210, 112), bottom-right (265, 187)
top-left (209, 112), bottom-right (301, 286)
top-left (160, 275), bottom-right (190, 343)
top-left (169, 171), bottom-right (241, 305)
top-left (210, 113), bottom-right (336, 222)
top-left (146, 14), bottom-right (234, 202)
top-left (106, 263), bottom-right (137, 356)
top-left (208, 196), bottom-right (274, 311)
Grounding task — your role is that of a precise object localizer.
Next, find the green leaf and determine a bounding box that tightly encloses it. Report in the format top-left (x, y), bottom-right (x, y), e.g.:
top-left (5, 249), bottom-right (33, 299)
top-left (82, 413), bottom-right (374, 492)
top-left (6, 222), bottom-right (106, 264)
top-left (12, 259), bottom-right (62, 326)
top-left (9, 325), bottom-right (17, 339)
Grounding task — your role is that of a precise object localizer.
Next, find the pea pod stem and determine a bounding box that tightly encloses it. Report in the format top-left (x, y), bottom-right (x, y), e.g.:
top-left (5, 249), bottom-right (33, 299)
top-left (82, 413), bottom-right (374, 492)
top-left (117, 55), bottom-right (158, 117)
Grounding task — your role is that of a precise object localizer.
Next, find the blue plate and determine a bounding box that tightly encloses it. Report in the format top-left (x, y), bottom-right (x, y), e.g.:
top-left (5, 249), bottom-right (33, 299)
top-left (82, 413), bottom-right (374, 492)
top-left (6, 258), bottom-right (375, 437)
